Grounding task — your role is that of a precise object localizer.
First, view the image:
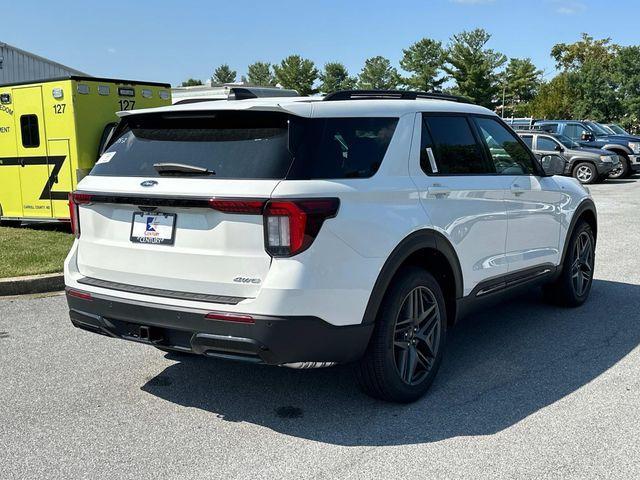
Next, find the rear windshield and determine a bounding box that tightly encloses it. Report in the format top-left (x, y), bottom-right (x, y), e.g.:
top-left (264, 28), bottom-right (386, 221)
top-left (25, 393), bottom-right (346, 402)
top-left (91, 111), bottom-right (398, 180)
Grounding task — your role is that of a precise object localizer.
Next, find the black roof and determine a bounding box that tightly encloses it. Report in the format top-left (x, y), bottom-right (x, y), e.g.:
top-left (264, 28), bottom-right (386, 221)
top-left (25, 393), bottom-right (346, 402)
top-left (0, 75), bottom-right (170, 88)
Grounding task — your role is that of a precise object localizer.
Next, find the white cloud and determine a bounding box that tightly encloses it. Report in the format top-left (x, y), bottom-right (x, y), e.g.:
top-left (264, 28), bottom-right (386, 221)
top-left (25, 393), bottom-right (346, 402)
top-left (550, 0), bottom-right (586, 14)
top-left (107, 47), bottom-right (116, 54)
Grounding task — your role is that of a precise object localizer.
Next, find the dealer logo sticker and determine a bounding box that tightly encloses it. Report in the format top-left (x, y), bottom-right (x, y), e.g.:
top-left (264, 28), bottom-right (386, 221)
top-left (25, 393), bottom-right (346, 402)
top-left (140, 180), bottom-right (158, 187)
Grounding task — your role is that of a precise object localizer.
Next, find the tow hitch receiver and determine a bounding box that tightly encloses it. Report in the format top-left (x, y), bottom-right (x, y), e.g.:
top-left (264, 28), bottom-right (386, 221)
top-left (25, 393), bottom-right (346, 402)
top-left (136, 325), bottom-right (164, 343)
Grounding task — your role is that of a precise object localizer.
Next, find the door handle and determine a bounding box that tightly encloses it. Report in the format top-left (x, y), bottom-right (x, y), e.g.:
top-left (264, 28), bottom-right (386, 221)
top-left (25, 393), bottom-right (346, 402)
top-left (427, 185), bottom-right (451, 198)
top-left (511, 184), bottom-right (525, 196)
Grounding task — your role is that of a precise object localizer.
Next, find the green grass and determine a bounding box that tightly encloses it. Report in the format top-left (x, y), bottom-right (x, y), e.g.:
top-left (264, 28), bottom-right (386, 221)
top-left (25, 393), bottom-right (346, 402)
top-left (0, 224), bottom-right (74, 278)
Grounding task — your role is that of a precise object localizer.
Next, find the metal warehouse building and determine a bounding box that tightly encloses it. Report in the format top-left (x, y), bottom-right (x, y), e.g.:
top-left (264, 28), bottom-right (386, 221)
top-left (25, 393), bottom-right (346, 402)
top-left (0, 42), bottom-right (87, 84)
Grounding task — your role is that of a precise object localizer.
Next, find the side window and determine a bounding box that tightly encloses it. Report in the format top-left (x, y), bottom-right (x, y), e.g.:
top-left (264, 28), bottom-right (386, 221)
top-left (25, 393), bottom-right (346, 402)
top-left (563, 124), bottom-right (583, 141)
top-left (474, 117), bottom-right (537, 175)
top-left (20, 114), bottom-right (40, 148)
top-left (537, 137), bottom-right (560, 151)
top-left (520, 135), bottom-right (533, 149)
top-left (421, 115), bottom-right (490, 174)
top-left (538, 123), bottom-right (558, 133)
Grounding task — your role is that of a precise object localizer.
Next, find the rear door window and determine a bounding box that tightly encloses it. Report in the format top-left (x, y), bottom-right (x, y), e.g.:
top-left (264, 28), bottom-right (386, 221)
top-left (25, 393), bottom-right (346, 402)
top-left (20, 114), bottom-right (40, 148)
top-left (421, 115), bottom-right (491, 174)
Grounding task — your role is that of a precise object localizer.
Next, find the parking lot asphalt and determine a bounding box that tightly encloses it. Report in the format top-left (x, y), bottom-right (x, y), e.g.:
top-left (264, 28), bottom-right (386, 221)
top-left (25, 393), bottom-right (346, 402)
top-left (2, 178), bottom-right (640, 480)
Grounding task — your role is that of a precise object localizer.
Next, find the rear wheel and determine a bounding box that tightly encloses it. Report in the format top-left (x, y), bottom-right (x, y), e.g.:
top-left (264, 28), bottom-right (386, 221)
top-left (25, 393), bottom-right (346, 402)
top-left (608, 155), bottom-right (629, 179)
top-left (573, 162), bottom-right (597, 184)
top-left (354, 267), bottom-right (447, 403)
top-left (543, 220), bottom-right (595, 307)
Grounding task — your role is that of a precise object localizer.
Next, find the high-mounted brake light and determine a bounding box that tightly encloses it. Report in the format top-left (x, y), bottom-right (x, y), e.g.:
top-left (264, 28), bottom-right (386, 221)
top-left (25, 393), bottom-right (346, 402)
top-left (68, 192), bottom-right (93, 238)
top-left (264, 198), bottom-right (339, 257)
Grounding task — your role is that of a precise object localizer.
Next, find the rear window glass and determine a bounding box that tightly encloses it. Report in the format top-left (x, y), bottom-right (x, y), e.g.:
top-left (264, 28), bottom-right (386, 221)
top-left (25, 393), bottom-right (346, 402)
top-left (91, 112), bottom-right (398, 180)
top-left (91, 111), bottom-right (292, 179)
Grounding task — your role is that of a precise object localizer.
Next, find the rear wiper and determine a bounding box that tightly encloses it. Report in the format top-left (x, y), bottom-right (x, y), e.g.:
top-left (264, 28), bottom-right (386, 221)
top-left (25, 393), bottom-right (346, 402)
top-left (153, 163), bottom-right (215, 175)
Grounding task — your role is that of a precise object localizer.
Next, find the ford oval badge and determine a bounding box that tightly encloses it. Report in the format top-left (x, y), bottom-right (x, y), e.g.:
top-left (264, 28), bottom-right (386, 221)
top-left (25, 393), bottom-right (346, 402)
top-left (140, 180), bottom-right (158, 187)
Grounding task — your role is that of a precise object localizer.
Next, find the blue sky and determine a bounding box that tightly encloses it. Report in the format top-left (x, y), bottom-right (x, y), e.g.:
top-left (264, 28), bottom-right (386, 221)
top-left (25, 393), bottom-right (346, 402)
top-left (3, 0), bottom-right (640, 86)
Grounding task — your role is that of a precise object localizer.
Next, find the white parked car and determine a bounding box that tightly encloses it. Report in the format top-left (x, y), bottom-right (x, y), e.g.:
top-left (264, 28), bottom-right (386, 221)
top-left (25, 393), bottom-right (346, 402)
top-left (65, 90), bottom-right (597, 403)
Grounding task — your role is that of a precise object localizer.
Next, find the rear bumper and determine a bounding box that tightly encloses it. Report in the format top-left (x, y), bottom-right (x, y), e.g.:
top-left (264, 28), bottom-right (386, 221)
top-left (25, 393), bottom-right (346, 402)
top-left (66, 288), bottom-right (373, 365)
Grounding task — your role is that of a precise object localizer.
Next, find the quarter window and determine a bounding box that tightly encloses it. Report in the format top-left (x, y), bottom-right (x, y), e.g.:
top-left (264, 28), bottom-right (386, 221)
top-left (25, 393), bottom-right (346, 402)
top-left (20, 114), bottom-right (40, 148)
top-left (421, 115), bottom-right (490, 174)
top-left (474, 117), bottom-right (537, 175)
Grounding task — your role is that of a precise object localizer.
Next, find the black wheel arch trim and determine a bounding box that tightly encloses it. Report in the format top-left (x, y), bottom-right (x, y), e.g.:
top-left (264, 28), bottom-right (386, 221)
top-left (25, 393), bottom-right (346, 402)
top-left (559, 199), bottom-right (597, 267)
top-left (361, 229), bottom-right (463, 326)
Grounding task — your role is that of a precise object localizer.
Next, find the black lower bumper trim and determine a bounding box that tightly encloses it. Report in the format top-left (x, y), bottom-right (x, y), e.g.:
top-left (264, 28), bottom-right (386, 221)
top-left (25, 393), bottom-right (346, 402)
top-left (66, 288), bottom-right (373, 365)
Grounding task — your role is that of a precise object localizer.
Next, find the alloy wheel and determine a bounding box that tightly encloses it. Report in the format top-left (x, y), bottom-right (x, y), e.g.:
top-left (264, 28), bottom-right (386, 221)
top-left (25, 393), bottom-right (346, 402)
top-left (576, 165), bottom-right (594, 183)
top-left (393, 286), bottom-right (441, 386)
top-left (571, 231), bottom-right (594, 297)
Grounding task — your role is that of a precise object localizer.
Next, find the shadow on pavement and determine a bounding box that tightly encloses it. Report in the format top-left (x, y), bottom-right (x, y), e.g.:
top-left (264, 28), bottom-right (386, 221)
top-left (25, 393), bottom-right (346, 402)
top-left (142, 279), bottom-right (640, 446)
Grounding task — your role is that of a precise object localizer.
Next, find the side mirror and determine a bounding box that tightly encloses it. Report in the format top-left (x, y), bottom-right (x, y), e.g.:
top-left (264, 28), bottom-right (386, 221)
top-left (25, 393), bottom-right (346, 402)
top-left (541, 154), bottom-right (567, 176)
top-left (580, 130), bottom-right (594, 141)
top-left (554, 144), bottom-right (564, 152)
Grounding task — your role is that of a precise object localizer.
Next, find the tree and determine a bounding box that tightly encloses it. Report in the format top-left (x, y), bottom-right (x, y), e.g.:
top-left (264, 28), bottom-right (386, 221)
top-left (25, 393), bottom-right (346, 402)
top-left (180, 78), bottom-right (203, 87)
top-left (549, 34), bottom-right (621, 121)
top-left (502, 58), bottom-right (542, 116)
top-left (572, 59), bottom-right (622, 121)
top-left (273, 55), bottom-right (319, 95)
top-left (444, 28), bottom-right (507, 108)
top-left (613, 46), bottom-right (640, 125)
top-left (211, 64), bottom-right (237, 84)
top-left (551, 33), bottom-right (618, 72)
top-left (357, 56), bottom-right (400, 90)
top-left (529, 73), bottom-right (577, 119)
top-left (247, 62), bottom-right (275, 86)
top-left (319, 62), bottom-right (356, 93)
top-left (400, 37), bottom-right (447, 91)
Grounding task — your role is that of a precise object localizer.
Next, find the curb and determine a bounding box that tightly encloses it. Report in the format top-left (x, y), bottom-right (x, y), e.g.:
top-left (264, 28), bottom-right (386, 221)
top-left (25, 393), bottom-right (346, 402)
top-left (0, 273), bottom-right (65, 297)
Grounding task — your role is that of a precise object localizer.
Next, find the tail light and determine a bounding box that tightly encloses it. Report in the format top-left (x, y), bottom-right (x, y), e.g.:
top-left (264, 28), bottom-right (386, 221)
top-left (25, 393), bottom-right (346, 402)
top-left (68, 192), bottom-right (93, 238)
top-left (208, 197), bottom-right (339, 257)
top-left (205, 312), bottom-right (255, 324)
top-left (264, 199), bottom-right (339, 257)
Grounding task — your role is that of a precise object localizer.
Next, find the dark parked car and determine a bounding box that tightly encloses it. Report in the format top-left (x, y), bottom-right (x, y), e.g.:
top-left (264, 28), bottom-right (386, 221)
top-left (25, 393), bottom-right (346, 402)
top-left (604, 123), bottom-right (630, 136)
top-left (519, 131), bottom-right (619, 184)
top-left (534, 120), bottom-right (640, 178)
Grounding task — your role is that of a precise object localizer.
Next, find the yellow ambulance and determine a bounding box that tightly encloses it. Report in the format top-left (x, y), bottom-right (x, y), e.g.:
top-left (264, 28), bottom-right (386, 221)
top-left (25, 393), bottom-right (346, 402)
top-left (0, 76), bottom-right (171, 222)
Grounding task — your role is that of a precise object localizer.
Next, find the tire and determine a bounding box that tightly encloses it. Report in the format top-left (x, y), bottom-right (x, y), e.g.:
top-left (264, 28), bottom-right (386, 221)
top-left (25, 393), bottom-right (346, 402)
top-left (608, 155), bottom-right (629, 179)
top-left (573, 162), bottom-right (597, 184)
top-left (354, 267), bottom-right (447, 403)
top-left (543, 220), bottom-right (595, 307)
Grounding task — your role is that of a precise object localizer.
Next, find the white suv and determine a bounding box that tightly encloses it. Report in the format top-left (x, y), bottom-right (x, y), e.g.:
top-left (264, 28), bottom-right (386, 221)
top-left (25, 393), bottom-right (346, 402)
top-left (64, 90), bottom-right (597, 403)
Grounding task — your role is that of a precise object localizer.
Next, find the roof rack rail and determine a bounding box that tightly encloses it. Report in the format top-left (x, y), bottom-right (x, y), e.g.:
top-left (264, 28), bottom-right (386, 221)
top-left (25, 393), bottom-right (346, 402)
top-left (228, 87), bottom-right (299, 100)
top-left (323, 89), bottom-right (469, 103)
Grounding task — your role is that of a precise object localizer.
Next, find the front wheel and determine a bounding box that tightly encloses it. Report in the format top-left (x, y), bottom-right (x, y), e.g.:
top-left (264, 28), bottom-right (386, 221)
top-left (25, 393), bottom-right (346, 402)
top-left (543, 220), bottom-right (595, 307)
top-left (354, 267), bottom-right (447, 403)
top-left (573, 162), bottom-right (597, 184)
